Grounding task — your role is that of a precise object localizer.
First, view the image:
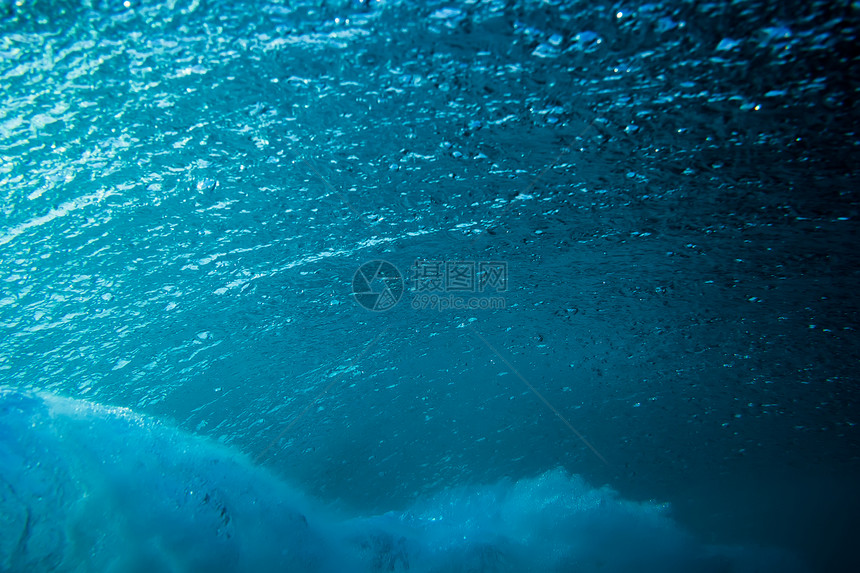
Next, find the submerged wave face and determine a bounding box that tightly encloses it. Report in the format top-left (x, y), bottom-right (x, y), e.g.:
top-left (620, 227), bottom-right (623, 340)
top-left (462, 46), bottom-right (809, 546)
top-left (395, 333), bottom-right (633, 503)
top-left (0, 0), bottom-right (858, 571)
top-left (0, 388), bottom-right (803, 573)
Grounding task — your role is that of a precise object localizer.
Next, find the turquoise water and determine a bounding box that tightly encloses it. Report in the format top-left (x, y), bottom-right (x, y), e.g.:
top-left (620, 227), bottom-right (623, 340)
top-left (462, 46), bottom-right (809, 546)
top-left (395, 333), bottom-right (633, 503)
top-left (1, 0), bottom-right (858, 571)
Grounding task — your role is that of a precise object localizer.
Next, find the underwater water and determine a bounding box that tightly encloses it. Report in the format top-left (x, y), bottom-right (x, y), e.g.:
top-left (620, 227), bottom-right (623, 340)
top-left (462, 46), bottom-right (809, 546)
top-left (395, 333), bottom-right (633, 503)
top-left (1, 0), bottom-right (858, 571)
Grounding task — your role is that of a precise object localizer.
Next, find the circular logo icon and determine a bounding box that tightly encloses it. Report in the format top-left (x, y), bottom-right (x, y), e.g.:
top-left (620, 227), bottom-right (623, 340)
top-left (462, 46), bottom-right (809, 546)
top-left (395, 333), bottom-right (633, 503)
top-left (352, 260), bottom-right (403, 311)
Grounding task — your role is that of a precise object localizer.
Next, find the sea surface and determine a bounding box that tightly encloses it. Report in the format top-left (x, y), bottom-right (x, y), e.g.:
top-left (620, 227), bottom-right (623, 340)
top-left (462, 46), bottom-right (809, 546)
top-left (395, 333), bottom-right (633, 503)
top-left (1, 0), bottom-right (858, 571)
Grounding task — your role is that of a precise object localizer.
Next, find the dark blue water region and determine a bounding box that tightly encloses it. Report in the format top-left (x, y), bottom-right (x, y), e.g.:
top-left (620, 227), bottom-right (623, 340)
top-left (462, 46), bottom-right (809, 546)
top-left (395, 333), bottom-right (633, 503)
top-left (1, 0), bottom-right (859, 571)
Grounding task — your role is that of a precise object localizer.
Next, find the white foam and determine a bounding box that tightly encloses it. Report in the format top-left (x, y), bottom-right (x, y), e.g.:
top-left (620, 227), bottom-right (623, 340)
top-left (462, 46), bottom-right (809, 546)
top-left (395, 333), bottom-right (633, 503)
top-left (0, 388), bottom-right (805, 572)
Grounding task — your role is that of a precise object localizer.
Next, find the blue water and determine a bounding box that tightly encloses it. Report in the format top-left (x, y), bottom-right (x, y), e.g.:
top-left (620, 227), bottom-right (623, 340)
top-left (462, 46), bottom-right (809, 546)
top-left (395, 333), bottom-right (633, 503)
top-left (1, 0), bottom-right (858, 571)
